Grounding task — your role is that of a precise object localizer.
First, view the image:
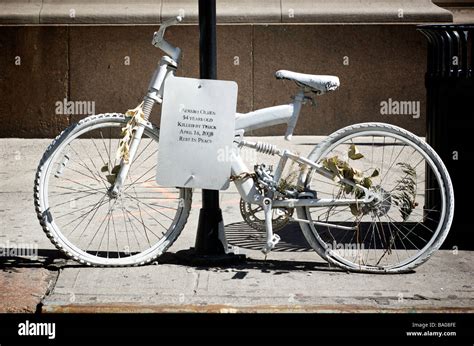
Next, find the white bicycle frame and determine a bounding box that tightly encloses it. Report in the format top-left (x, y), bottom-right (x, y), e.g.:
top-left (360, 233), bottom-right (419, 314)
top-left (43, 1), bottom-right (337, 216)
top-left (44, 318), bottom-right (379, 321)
top-left (108, 16), bottom-right (378, 253)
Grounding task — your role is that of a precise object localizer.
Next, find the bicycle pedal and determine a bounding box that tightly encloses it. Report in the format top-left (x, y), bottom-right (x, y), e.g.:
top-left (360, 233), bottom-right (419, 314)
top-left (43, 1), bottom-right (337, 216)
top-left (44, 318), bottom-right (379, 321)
top-left (261, 234), bottom-right (281, 255)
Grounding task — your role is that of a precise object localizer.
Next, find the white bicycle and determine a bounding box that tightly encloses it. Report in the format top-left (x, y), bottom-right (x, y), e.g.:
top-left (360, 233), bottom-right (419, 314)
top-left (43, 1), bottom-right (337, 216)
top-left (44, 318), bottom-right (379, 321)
top-left (34, 17), bottom-right (454, 273)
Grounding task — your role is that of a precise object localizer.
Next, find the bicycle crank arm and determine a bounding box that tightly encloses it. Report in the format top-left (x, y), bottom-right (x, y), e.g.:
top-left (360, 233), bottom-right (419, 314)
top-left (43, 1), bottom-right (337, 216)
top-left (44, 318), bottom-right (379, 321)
top-left (261, 197), bottom-right (281, 255)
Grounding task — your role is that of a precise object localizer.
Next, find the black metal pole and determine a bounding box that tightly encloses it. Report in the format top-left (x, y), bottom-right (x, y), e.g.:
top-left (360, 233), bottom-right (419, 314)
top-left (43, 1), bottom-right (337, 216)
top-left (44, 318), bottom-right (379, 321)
top-left (176, 0), bottom-right (245, 264)
top-left (198, 0), bottom-right (217, 80)
top-left (194, 0), bottom-right (225, 255)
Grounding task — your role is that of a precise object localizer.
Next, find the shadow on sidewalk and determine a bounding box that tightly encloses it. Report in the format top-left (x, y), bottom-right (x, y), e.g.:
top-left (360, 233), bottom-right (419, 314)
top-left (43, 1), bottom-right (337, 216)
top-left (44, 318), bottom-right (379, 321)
top-left (0, 249), bottom-right (69, 271)
top-left (0, 221), bottom-right (341, 273)
top-left (0, 247), bottom-right (340, 274)
top-left (225, 221), bottom-right (312, 252)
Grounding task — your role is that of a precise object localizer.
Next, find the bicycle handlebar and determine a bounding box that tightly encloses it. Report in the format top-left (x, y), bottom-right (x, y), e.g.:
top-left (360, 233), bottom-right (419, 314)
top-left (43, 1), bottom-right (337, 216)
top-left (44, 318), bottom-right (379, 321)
top-left (152, 16), bottom-right (183, 62)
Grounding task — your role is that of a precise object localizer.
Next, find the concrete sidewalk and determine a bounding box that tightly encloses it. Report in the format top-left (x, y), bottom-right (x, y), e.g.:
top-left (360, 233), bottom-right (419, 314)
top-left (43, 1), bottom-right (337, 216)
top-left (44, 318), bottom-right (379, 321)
top-left (0, 137), bottom-right (473, 313)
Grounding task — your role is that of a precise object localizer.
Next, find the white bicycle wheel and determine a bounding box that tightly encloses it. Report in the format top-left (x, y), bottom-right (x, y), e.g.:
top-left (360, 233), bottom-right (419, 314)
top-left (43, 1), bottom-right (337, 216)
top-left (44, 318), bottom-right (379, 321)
top-left (34, 113), bottom-right (192, 266)
top-left (297, 123), bottom-right (454, 273)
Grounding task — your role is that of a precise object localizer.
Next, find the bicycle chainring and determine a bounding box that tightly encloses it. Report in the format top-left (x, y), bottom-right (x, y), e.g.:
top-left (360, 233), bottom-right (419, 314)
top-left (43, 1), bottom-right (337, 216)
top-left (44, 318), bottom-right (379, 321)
top-left (239, 198), bottom-right (294, 232)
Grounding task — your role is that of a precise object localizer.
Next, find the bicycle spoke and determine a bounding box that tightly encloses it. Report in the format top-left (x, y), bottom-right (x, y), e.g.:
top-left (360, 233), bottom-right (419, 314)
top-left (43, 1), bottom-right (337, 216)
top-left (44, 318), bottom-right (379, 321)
top-left (61, 193), bottom-right (108, 231)
top-left (122, 165), bottom-right (157, 194)
top-left (123, 191), bottom-right (176, 222)
top-left (74, 141), bottom-right (110, 189)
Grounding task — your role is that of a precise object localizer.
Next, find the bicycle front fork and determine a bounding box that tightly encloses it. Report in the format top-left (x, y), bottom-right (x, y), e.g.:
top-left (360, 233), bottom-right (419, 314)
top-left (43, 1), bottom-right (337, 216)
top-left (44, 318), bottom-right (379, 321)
top-left (109, 97), bottom-right (155, 198)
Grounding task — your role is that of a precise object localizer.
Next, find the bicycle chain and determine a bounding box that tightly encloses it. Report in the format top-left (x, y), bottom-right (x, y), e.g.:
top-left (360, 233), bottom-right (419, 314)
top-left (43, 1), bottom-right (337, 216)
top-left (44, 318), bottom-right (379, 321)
top-left (229, 172), bottom-right (256, 182)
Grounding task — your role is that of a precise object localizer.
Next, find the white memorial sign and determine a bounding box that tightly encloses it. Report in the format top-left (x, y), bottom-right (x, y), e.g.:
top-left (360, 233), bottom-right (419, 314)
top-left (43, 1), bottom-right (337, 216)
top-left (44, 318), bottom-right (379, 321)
top-left (156, 76), bottom-right (237, 190)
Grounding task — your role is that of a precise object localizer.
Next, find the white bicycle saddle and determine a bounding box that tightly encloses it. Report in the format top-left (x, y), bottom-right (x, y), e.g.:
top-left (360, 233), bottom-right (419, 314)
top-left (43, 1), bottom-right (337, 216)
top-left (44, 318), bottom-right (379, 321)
top-left (275, 70), bottom-right (340, 95)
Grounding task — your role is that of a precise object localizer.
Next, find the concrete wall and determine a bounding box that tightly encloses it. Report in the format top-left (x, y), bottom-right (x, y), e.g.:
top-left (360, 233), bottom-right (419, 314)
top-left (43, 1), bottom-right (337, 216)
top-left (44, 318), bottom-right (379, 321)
top-left (0, 24), bottom-right (428, 138)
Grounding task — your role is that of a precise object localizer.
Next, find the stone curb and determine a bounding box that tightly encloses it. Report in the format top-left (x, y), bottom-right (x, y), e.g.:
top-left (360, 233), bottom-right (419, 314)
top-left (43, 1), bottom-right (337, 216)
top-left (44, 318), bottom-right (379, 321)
top-left (0, 0), bottom-right (453, 25)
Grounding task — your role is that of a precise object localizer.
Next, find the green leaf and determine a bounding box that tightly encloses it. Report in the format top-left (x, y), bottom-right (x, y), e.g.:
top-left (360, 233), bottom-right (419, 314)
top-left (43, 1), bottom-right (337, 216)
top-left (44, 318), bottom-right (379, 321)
top-left (101, 164), bottom-right (109, 173)
top-left (344, 184), bottom-right (353, 194)
top-left (371, 168), bottom-right (380, 178)
top-left (106, 174), bottom-right (116, 185)
top-left (361, 177), bottom-right (373, 189)
top-left (354, 187), bottom-right (365, 199)
top-left (111, 165), bottom-right (121, 174)
top-left (348, 144), bottom-right (364, 160)
top-left (350, 204), bottom-right (362, 216)
top-left (322, 157), bottom-right (343, 179)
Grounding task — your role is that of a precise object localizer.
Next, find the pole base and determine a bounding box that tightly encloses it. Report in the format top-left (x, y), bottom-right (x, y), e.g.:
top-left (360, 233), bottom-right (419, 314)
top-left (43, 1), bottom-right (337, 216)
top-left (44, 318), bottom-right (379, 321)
top-left (194, 207), bottom-right (226, 255)
top-left (177, 206), bottom-right (246, 266)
